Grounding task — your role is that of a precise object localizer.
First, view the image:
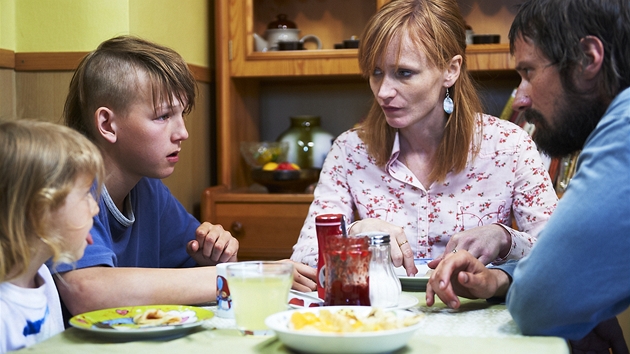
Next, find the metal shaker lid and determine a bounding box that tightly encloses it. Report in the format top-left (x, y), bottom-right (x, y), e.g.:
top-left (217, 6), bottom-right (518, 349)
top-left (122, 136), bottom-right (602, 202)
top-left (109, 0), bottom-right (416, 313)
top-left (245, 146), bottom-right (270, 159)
top-left (357, 231), bottom-right (391, 245)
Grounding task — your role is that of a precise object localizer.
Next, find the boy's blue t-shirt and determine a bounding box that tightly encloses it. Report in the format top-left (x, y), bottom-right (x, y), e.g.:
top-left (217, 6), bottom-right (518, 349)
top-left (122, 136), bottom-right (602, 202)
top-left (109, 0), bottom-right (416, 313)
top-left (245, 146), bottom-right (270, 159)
top-left (53, 177), bottom-right (198, 272)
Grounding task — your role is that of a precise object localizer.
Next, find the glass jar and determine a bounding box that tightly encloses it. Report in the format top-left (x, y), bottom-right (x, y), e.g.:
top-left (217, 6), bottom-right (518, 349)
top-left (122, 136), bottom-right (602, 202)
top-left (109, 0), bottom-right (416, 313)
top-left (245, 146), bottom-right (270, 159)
top-left (363, 232), bottom-right (401, 308)
top-left (323, 234), bottom-right (371, 306)
top-left (276, 115), bottom-right (334, 169)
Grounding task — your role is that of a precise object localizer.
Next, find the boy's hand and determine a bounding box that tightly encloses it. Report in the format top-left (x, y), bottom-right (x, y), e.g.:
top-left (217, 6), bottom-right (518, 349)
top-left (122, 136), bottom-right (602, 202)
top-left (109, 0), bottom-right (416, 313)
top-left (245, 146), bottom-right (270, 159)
top-left (187, 222), bottom-right (239, 265)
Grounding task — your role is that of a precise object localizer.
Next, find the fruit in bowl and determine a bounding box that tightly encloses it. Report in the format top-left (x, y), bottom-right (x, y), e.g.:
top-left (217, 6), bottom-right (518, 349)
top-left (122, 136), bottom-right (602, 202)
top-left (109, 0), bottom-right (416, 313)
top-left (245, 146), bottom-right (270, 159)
top-left (263, 161), bottom-right (300, 171)
top-left (240, 141), bottom-right (289, 168)
top-left (251, 167), bottom-right (320, 193)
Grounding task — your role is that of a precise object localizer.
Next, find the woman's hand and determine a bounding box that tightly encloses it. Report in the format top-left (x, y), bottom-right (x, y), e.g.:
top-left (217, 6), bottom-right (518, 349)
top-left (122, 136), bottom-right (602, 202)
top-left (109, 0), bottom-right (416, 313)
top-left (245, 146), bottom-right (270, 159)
top-left (348, 219), bottom-right (418, 276)
top-left (428, 224), bottom-right (511, 269)
top-left (279, 259), bottom-right (317, 292)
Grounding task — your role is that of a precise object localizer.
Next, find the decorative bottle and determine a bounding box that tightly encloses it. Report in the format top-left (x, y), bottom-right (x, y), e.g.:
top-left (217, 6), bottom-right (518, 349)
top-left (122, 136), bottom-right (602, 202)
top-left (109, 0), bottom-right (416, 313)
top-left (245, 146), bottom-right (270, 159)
top-left (363, 232), bottom-right (401, 308)
top-left (276, 115), bottom-right (334, 169)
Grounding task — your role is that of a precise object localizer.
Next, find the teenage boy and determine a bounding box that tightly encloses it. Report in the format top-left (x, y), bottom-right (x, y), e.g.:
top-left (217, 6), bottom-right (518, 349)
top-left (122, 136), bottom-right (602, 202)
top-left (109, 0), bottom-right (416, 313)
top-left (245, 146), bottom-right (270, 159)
top-left (54, 36), bottom-right (239, 316)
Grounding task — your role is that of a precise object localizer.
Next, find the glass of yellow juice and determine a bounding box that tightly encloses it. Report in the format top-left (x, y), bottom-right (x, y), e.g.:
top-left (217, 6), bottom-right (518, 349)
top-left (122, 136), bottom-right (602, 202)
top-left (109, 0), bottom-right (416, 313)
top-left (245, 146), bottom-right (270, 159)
top-left (226, 261), bottom-right (294, 335)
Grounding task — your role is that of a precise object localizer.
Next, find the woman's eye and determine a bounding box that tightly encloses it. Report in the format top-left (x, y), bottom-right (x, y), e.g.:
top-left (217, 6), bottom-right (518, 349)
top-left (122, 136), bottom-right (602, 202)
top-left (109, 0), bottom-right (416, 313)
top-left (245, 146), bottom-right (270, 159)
top-left (396, 69), bottom-right (412, 78)
top-left (156, 115), bottom-right (169, 121)
top-left (372, 68), bottom-right (383, 76)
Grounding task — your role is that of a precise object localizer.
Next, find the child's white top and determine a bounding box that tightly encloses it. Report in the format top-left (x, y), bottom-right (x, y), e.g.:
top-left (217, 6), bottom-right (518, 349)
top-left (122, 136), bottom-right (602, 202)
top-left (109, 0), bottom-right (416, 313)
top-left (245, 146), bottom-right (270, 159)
top-left (0, 264), bottom-right (64, 353)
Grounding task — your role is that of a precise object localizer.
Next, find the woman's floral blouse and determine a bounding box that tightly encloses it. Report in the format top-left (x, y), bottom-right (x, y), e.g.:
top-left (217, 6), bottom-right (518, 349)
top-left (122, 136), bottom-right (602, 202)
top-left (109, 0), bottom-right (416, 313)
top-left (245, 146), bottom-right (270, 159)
top-left (291, 114), bottom-right (558, 267)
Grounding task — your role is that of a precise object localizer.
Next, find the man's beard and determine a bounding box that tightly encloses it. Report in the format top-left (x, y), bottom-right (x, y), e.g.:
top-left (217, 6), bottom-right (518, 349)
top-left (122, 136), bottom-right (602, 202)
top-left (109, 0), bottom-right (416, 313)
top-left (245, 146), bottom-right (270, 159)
top-left (523, 91), bottom-right (607, 158)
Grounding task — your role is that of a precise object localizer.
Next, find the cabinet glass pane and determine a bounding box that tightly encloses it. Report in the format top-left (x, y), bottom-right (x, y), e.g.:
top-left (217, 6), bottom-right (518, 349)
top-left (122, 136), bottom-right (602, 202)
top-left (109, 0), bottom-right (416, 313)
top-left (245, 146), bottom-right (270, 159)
top-left (253, 0), bottom-right (377, 50)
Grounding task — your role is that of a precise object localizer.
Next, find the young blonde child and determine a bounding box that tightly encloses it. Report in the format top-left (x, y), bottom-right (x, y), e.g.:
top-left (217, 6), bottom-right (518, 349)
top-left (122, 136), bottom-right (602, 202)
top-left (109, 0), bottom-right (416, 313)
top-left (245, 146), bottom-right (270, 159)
top-left (0, 119), bottom-right (104, 352)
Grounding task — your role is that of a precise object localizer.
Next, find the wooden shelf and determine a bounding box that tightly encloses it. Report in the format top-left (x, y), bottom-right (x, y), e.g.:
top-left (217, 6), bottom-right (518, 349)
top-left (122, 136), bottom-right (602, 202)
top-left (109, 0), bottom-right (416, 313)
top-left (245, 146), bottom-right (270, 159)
top-left (230, 44), bottom-right (512, 78)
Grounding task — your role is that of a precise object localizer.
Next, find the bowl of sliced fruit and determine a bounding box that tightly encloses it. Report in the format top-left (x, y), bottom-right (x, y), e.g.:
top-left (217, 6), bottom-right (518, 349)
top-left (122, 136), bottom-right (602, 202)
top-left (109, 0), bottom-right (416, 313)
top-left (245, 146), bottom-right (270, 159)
top-left (251, 163), bottom-right (320, 193)
top-left (240, 141), bottom-right (320, 193)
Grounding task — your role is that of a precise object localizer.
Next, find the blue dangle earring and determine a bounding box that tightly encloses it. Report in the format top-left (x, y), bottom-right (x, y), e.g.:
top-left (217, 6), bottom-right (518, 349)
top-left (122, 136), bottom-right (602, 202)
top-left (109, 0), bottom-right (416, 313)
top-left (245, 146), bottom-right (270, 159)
top-left (443, 87), bottom-right (454, 114)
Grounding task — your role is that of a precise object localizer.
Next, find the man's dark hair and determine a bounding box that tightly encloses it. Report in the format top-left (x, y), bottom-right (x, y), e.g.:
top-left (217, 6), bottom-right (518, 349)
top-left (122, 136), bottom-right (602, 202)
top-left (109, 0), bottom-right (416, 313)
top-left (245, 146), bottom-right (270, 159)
top-left (509, 0), bottom-right (630, 99)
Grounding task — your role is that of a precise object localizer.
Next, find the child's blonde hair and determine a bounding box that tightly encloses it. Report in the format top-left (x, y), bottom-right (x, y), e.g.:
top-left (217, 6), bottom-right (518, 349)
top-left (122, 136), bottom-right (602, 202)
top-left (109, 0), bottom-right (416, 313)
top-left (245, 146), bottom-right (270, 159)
top-left (0, 119), bottom-right (104, 282)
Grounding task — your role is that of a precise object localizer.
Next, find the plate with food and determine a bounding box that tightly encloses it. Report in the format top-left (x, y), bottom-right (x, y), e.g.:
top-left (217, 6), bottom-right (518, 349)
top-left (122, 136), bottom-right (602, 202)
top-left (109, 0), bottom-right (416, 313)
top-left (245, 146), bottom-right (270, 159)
top-left (265, 306), bottom-right (424, 354)
top-left (69, 305), bottom-right (214, 339)
top-left (395, 259), bottom-right (433, 291)
top-left (288, 290), bottom-right (419, 310)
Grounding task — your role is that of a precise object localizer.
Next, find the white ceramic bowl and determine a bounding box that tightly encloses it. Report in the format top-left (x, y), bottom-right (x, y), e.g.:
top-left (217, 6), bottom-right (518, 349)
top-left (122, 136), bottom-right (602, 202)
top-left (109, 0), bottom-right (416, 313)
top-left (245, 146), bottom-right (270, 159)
top-left (265, 306), bottom-right (423, 354)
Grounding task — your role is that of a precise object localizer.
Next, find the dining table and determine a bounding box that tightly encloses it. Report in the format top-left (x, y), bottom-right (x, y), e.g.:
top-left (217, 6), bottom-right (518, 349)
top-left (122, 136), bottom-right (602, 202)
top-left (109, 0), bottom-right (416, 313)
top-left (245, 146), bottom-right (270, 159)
top-left (16, 291), bottom-right (569, 354)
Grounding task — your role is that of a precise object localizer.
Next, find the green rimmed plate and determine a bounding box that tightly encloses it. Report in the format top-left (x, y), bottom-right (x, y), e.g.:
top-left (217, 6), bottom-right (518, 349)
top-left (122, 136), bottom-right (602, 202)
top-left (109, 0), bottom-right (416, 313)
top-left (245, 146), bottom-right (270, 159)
top-left (69, 305), bottom-right (214, 339)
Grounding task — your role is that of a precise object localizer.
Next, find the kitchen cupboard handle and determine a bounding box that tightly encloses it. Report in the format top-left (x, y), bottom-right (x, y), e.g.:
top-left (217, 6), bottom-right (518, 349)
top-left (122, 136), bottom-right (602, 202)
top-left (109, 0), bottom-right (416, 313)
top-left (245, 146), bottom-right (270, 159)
top-left (230, 221), bottom-right (244, 236)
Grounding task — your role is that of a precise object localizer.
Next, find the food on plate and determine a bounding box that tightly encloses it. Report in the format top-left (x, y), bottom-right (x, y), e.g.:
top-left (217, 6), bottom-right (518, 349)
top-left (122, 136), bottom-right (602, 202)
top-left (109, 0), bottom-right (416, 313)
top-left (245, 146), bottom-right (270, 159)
top-left (133, 309), bottom-right (182, 326)
top-left (288, 308), bottom-right (423, 333)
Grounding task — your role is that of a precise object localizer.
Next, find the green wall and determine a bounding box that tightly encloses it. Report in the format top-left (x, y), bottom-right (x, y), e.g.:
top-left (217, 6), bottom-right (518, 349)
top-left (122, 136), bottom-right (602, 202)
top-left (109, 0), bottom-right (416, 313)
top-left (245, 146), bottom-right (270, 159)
top-left (1, 0), bottom-right (209, 66)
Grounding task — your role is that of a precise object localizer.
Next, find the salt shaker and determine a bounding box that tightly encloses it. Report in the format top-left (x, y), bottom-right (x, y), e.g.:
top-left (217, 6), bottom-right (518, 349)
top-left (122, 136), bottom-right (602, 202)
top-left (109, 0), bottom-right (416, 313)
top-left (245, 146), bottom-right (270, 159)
top-left (363, 232), bottom-right (401, 308)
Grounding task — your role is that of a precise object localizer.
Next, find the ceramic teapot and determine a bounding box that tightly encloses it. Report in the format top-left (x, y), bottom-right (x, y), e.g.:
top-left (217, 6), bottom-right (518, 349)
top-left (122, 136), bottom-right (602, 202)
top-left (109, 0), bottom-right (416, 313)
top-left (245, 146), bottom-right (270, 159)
top-left (253, 14), bottom-right (322, 51)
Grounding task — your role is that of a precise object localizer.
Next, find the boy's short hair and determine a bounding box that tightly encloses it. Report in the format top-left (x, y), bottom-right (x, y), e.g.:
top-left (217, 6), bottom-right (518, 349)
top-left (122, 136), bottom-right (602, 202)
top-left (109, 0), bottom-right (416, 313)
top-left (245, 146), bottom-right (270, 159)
top-left (64, 35), bottom-right (197, 141)
top-left (0, 119), bottom-right (105, 282)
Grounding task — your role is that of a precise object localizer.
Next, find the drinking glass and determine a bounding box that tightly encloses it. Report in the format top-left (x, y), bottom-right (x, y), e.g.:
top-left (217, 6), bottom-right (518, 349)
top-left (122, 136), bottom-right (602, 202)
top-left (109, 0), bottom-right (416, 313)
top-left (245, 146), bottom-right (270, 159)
top-left (226, 261), bottom-right (294, 335)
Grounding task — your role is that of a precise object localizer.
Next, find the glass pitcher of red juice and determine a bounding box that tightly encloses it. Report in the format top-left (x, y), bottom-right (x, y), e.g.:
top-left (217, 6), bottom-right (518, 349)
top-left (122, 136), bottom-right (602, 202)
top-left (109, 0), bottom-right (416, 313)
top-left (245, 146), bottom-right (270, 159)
top-left (323, 234), bottom-right (371, 306)
top-left (315, 214), bottom-right (344, 299)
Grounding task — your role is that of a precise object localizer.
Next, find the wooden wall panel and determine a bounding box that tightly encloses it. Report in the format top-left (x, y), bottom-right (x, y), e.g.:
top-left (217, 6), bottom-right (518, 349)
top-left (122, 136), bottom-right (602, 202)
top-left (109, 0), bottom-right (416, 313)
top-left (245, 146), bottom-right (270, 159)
top-left (15, 71), bottom-right (72, 123)
top-left (0, 69), bottom-right (16, 120)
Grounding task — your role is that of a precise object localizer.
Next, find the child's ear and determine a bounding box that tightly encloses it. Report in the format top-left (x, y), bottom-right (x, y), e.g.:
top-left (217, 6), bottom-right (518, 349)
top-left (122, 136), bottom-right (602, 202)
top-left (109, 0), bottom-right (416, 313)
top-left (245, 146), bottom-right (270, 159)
top-left (95, 107), bottom-right (117, 143)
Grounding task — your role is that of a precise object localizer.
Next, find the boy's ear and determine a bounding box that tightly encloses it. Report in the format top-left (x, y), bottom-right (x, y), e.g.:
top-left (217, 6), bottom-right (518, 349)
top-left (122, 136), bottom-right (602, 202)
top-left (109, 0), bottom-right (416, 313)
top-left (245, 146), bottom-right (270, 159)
top-left (95, 107), bottom-right (117, 144)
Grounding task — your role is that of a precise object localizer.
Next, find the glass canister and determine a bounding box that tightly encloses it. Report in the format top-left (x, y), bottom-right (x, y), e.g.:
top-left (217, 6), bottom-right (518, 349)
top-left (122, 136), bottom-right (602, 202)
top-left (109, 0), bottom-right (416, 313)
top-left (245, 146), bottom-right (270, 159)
top-left (276, 115), bottom-right (334, 169)
top-left (363, 232), bottom-right (401, 308)
top-left (315, 214), bottom-right (345, 299)
top-left (323, 234), bottom-right (371, 306)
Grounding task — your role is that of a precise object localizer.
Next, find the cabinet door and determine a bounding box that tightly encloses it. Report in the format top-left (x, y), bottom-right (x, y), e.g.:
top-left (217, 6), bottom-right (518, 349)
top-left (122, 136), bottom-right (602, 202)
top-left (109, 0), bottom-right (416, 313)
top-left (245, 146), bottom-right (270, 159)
top-left (214, 0), bottom-right (516, 190)
top-left (202, 186), bottom-right (313, 260)
top-left (213, 201), bottom-right (310, 260)
top-left (220, 0), bottom-right (383, 77)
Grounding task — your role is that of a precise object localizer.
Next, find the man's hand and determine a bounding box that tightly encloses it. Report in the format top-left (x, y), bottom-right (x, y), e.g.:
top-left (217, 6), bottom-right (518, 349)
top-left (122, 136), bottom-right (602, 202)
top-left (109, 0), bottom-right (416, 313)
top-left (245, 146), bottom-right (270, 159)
top-left (426, 250), bottom-right (510, 309)
top-left (348, 218), bottom-right (418, 276)
top-left (280, 259), bottom-right (317, 293)
top-left (187, 222), bottom-right (239, 266)
top-left (428, 224), bottom-right (511, 269)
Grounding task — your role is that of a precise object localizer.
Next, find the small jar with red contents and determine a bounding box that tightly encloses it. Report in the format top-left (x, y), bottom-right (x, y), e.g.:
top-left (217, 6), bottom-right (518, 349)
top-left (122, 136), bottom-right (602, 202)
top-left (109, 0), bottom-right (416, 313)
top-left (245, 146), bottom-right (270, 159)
top-left (322, 234), bottom-right (372, 306)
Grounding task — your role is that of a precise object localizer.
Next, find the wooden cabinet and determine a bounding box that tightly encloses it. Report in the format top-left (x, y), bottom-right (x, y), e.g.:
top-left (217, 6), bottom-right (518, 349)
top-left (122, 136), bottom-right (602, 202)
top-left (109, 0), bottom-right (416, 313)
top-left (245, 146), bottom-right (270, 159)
top-left (202, 186), bottom-right (313, 260)
top-left (207, 0), bottom-right (518, 260)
